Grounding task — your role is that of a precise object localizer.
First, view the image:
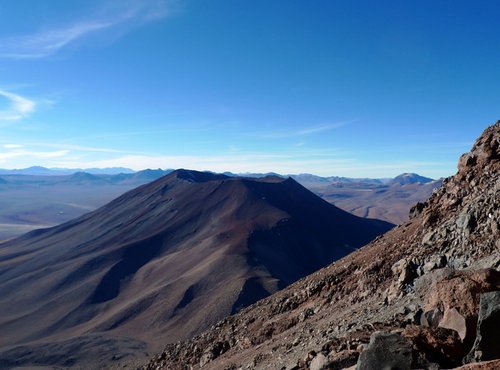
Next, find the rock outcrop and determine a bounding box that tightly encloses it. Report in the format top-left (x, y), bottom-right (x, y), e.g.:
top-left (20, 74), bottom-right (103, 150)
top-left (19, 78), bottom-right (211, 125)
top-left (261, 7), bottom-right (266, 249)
top-left (141, 121), bottom-right (500, 369)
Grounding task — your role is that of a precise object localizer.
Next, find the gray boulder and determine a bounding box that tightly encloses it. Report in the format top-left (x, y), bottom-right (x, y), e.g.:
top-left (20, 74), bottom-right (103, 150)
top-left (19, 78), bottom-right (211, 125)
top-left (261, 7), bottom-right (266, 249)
top-left (465, 291), bottom-right (500, 363)
top-left (356, 332), bottom-right (412, 370)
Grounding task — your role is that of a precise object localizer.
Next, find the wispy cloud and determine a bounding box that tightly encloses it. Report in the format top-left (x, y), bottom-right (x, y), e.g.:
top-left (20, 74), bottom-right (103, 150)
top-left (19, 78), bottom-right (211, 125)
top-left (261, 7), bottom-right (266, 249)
top-left (295, 122), bottom-right (349, 135)
top-left (0, 21), bottom-right (113, 59)
top-left (253, 121), bottom-right (352, 139)
top-left (0, 0), bottom-right (173, 59)
top-left (0, 148), bottom-right (68, 163)
top-left (33, 143), bottom-right (125, 154)
top-left (3, 144), bottom-right (23, 149)
top-left (0, 89), bottom-right (36, 121)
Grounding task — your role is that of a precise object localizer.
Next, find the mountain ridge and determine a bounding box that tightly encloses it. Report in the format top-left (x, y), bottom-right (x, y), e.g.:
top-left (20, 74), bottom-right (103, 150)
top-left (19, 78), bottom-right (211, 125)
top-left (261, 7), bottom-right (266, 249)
top-left (0, 165), bottom-right (435, 183)
top-left (0, 169), bottom-right (393, 369)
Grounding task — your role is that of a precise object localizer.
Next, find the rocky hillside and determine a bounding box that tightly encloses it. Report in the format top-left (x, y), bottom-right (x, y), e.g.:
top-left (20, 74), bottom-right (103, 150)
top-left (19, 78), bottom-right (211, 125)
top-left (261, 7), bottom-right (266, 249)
top-left (142, 121), bottom-right (500, 369)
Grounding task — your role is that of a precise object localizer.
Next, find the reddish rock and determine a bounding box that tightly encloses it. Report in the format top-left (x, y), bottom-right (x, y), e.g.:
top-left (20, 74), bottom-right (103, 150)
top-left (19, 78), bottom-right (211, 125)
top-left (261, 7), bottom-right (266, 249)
top-left (422, 269), bottom-right (500, 346)
top-left (403, 325), bottom-right (465, 368)
top-left (327, 350), bottom-right (359, 370)
top-left (440, 307), bottom-right (467, 341)
top-left (453, 359), bottom-right (500, 369)
top-left (425, 269), bottom-right (500, 319)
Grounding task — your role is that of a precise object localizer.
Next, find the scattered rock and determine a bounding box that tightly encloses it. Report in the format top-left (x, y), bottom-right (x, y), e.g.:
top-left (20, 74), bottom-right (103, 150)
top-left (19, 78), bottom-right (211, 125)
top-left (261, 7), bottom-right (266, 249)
top-left (309, 353), bottom-right (327, 370)
top-left (356, 332), bottom-right (412, 370)
top-left (423, 255), bottom-right (447, 273)
top-left (420, 308), bottom-right (444, 327)
top-left (456, 211), bottom-right (477, 236)
top-left (409, 202), bottom-right (426, 219)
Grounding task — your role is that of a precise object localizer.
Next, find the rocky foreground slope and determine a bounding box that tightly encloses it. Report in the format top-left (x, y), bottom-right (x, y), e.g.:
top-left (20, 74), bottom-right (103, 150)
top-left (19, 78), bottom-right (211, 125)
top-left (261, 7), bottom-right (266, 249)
top-left (142, 122), bottom-right (500, 369)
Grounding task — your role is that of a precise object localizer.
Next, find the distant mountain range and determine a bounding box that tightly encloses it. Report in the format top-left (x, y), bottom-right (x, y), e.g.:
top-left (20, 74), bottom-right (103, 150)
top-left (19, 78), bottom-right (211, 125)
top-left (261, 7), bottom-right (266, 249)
top-left (0, 169), bottom-right (440, 241)
top-left (0, 166), bottom-right (136, 176)
top-left (0, 166), bottom-right (435, 185)
top-left (0, 169), bottom-right (393, 368)
top-left (305, 173), bottom-right (441, 224)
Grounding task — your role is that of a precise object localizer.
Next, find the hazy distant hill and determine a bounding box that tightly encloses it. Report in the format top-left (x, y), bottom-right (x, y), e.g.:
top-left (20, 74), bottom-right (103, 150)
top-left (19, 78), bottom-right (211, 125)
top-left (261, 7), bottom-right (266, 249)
top-left (390, 172), bottom-right (433, 185)
top-left (0, 169), bottom-right (392, 368)
top-left (0, 166), bottom-right (134, 176)
top-left (307, 177), bottom-right (443, 225)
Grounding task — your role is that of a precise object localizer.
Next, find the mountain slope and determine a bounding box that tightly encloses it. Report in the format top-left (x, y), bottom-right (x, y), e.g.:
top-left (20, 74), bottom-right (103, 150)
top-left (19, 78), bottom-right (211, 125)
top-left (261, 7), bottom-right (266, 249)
top-left (314, 178), bottom-right (443, 224)
top-left (142, 122), bottom-right (499, 369)
top-left (0, 169), bottom-right (392, 368)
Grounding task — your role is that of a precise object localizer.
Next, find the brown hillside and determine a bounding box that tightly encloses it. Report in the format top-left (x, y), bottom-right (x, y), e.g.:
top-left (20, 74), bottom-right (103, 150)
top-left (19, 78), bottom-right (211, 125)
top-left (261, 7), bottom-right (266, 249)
top-left (0, 170), bottom-right (392, 369)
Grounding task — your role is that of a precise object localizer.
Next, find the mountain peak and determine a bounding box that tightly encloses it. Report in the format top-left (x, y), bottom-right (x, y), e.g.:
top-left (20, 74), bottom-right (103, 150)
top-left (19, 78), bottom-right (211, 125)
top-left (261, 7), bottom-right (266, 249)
top-left (457, 121), bottom-right (500, 177)
top-left (172, 168), bottom-right (229, 183)
top-left (391, 173), bottom-right (433, 185)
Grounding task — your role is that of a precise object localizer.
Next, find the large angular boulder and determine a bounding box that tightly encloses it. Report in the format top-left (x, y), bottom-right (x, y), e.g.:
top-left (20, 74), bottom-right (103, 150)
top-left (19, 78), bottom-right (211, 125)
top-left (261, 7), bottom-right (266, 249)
top-left (465, 291), bottom-right (500, 363)
top-left (416, 269), bottom-right (500, 348)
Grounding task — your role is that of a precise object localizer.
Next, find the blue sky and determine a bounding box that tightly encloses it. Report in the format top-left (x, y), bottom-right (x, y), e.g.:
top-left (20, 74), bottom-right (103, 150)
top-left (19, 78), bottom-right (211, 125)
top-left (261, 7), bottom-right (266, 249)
top-left (0, 0), bottom-right (498, 177)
